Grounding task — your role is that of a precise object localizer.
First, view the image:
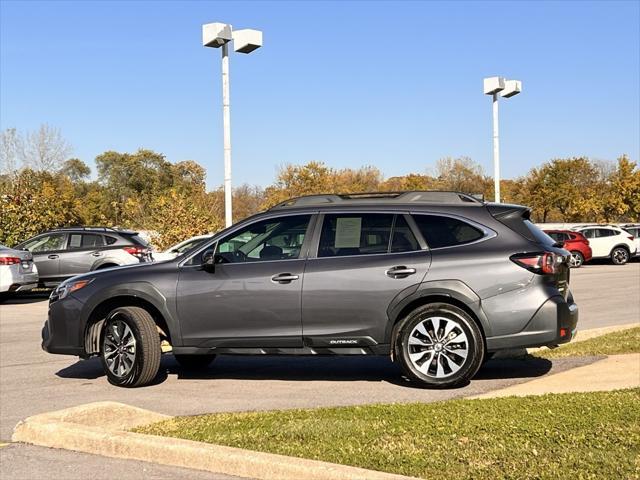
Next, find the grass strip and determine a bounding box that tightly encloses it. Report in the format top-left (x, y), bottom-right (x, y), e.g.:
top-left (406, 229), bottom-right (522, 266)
top-left (533, 326), bottom-right (640, 359)
top-left (136, 389), bottom-right (640, 479)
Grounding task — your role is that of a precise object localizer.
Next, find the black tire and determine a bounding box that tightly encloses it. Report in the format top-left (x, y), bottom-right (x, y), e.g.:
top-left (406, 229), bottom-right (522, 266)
top-left (569, 251), bottom-right (584, 268)
top-left (395, 303), bottom-right (484, 388)
top-left (100, 306), bottom-right (161, 387)
top-left (610, 247), bottom-right (630, 265)
top-left (174, 354), bottom-right (216, 370)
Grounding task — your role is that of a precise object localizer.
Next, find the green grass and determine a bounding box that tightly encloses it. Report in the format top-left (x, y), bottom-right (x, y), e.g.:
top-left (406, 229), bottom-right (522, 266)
top-left (136, 389), bottom-right (640, 479)
top-left (533, 326), bottom-right (640, 359)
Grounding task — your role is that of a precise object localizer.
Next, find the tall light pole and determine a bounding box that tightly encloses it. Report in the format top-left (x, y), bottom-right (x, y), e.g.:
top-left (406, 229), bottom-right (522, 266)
top-left (483, 76), bottom-right (522, 203)
top-left (203, 23), bottom-right (263, 227)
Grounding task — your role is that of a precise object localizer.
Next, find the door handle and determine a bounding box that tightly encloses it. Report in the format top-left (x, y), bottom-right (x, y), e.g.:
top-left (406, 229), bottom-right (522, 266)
top-left (91, 251), bottom-right (102, 257)
top-left (271, 273), bottom-right (300, 284)
top-left (48, 254), bottom-right (59, 259)
top-left (385, 266), bottom-right (417, 278)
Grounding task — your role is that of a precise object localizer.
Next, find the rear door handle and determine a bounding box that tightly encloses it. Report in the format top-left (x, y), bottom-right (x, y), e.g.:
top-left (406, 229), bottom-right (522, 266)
top-left (91, 251), bottom-right (102, 257)
top-left (48, 254), bottom-right (59, 259)
top-left (271, 273), bottom-right (299, 284)
top-left (385, 266), bottom-right (417, 278)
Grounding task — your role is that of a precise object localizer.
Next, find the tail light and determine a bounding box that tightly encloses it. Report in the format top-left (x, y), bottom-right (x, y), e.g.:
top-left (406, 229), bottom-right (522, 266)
top-left (511, 252), bottom-right (560, 275)
top-left (0, 257), bottom-right (21, 265)
top-left (628, 236), bottom-right (635, 241)
top-left (123, 246), bottom-right (150, 258)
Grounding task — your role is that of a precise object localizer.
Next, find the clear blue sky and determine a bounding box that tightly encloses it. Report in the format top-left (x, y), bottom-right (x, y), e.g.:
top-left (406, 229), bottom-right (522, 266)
top-left (1, 0), bottom-right (638, 189)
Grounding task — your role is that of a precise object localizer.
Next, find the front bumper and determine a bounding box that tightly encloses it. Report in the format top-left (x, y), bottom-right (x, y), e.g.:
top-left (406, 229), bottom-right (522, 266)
top-left (41, 295), bottom-right (86, 356)
top-left (486, 291), bottom-right (579, 351)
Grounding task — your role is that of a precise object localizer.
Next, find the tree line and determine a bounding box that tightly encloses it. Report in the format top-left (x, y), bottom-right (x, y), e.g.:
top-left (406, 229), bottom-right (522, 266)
top-left (1, 126), bottom-right (638, 249)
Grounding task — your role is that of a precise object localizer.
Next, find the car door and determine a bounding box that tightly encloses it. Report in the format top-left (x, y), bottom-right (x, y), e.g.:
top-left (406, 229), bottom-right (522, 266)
top-left (581, 228), bottom-right (607, 257)
top-left (20, 233), bottom-right (67, 281)
top-left (176, 214), bottom-right (314, 348)
top-left (301, 212), bottom-right (430, 347)
top-left (60, 233), bottom-right (106, 277)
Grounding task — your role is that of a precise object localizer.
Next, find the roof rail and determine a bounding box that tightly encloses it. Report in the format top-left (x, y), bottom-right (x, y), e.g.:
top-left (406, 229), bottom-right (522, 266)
top-left (50, 226), bottom-right (136, 233)
top-left (270, 191), bottom-right (484, 210)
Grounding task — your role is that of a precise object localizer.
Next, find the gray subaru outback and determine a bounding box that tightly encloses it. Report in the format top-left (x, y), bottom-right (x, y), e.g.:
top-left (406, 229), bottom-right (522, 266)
top-left (42, 192), bottom-right (578, 388)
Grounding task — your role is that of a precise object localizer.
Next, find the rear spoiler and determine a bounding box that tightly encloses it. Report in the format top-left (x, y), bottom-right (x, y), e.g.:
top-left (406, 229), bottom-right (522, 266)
top-left (486, 203), bottom-right (537, 241)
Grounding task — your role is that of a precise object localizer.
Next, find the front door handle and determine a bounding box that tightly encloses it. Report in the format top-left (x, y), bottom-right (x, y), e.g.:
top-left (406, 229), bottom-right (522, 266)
top-left (48, 254), bottom-right (59, 259)
top-left (271, 273), bottom-right (299, 284)
top-left (385, 266), bottom-right (417, 278)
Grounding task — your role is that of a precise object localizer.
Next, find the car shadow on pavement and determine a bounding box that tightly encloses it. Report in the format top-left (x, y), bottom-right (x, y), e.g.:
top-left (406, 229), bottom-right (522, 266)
top-left (55, 355), bottom-right (553, 388)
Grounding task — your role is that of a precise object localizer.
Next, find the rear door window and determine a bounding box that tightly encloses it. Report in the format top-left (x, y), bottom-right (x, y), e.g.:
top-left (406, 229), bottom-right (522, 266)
top-left (412, 215), bottom-right (484, 249)
top-left (318, 213), bottom-right (420, 258)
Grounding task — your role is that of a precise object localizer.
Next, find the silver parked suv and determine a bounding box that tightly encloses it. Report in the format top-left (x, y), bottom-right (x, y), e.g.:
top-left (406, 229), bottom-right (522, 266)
top-left (42, 192), bottom-right (579, 388)
top-left (15, 227), bottom-right (152, 287)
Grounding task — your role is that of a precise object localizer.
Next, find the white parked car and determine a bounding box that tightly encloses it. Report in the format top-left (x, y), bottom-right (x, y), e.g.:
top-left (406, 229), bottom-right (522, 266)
top-left (571, 225), bottom-right (637, 265)
top-left (152, 235), bottom-right (213, 262)
top-left (0, 244), bottom-right (39, 300)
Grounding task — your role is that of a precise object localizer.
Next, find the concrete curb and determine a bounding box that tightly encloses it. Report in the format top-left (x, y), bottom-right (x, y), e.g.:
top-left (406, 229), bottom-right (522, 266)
top-left (12, 402), bottom-right (418, 480)
top-left (469, 353), bottom-right (640, 399)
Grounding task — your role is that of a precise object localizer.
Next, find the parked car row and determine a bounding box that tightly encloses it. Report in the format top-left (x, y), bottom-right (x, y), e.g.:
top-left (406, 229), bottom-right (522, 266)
top-left (1, 219), bottom-right (637, 300)
top-left (543, 224), bottom-right (638, 267)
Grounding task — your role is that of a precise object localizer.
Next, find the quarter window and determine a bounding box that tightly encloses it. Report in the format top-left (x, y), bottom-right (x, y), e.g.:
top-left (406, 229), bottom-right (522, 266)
top-left (214, 215), bottom-right (311, 263)
top-left (412, 215), bottom-right (484, 249)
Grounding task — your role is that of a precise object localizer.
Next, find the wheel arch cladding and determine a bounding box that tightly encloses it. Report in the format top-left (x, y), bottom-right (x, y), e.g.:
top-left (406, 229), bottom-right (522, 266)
top-left (84, 295), bottom-right (171, 355)
top-left (385, 281), bottom-right (490, 349)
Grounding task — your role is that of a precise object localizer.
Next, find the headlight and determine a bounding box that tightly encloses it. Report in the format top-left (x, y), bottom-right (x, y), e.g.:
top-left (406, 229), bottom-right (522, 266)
top-left (52, 279), bottom-right (94, 301)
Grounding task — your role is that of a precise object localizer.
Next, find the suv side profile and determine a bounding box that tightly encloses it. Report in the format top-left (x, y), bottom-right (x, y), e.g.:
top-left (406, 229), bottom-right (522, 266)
top-left (15, 227), bottom-right (152, 287)
top-left (42, 192), bottom-right (578, 389)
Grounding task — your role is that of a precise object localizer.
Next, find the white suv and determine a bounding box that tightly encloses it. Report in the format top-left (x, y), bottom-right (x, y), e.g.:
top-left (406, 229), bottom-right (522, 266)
top-left (571, 225), bottom-right (637, 265)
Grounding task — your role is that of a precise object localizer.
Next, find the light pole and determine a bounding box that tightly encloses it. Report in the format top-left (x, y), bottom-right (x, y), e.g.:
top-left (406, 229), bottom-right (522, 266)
top-left (483, 76), bottom-right (522, 203)
top-left (203, 23), bottom-right (263, 227)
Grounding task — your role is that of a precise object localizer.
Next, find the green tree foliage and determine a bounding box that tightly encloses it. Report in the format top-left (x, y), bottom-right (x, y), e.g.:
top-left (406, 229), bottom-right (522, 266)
top-left (0, 169), bottom-right (81, 246)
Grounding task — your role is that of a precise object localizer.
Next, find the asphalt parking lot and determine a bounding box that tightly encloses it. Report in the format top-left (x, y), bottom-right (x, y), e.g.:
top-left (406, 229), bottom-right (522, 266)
top-left (1, 262), bottom-right (638, 479)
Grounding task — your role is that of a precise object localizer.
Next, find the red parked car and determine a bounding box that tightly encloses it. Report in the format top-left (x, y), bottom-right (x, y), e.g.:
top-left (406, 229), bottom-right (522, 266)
top-left (544, 230), bottom-right (592, 268)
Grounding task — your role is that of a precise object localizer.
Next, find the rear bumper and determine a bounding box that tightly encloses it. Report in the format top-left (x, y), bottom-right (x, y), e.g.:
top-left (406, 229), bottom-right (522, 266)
top-left (486, 291), bottom-right (578, 351)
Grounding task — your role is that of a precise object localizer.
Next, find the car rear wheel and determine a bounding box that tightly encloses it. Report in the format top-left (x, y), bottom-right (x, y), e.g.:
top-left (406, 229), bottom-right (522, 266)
top-left (611, 247), bottom-right (629, 265)
top-left (100, 306), bottom-right (161, 387)
top-left (174, 354), bottom-right (216, 370)
top-left (569, 251), bottom-right (584, 268)
top-left (395, 303), bottom-right (484, 388)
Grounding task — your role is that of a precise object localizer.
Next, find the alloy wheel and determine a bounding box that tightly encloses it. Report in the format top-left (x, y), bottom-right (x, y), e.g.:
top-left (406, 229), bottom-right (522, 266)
top-left (612, 248), bottom-right (629, 265)
top-left (407, 316), bottom-right (469, 378)
top-left (103, 317), bottom-right (137, 377)
top-left (569, 252), bottom-right (583, 268)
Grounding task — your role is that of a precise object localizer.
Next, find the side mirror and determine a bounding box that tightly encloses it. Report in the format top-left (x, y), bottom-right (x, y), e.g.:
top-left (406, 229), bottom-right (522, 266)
top-left (202, 249), bottom-right (215, 273)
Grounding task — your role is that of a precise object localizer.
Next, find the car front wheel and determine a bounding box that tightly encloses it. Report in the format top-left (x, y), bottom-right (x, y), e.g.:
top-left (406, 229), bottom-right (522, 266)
top-left (611, 247), bottom-right (629, 265)
top-left (569, 251), bottom-right (584, 268)
top-left (100, 306), bottom-right (161, 387)
top-left (395, 303), bottom-right (484, 388)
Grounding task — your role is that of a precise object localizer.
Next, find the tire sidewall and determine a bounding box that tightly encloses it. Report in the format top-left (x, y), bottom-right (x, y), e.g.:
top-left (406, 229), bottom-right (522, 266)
top-left (100, 308), bottom-right (144, 387)
top-left (396, 303), bottom-right (484, 388)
